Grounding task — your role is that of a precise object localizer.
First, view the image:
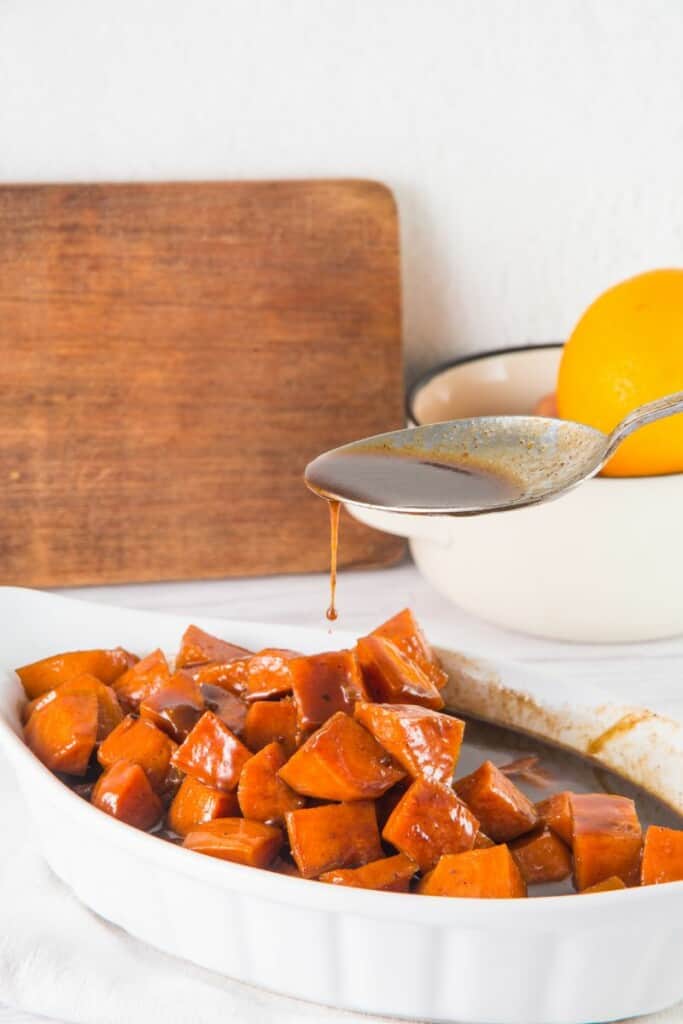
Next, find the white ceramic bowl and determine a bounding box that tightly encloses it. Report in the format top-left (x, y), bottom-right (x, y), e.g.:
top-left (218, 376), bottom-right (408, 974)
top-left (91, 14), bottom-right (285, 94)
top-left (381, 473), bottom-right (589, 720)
top-left (1, 588), bottom-right (682, 1024)
top-left (350, 344), bottom-right (683, 642)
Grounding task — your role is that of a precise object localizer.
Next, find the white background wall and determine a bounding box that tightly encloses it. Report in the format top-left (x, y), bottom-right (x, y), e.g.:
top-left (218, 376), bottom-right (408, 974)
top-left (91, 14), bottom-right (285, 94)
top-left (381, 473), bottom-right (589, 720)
top-left (2, 0), bottom-right (682, 377)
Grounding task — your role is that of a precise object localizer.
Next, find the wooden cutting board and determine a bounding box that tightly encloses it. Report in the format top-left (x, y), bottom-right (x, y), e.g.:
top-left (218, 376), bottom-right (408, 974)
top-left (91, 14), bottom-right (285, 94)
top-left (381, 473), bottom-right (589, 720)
top-left (0, 180), bottom-right (405, 586)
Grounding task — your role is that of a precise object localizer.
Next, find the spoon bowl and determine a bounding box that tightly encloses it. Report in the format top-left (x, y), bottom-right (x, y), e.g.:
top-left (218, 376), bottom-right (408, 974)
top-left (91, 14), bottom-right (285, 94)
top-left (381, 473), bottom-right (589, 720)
top-left (305, 392), bottom-right (683, 516)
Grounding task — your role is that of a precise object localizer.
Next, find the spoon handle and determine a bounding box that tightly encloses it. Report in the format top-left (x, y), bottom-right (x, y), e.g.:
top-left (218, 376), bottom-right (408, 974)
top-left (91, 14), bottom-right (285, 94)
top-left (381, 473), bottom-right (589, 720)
top-left (604, 390), bottom-right (683, 462)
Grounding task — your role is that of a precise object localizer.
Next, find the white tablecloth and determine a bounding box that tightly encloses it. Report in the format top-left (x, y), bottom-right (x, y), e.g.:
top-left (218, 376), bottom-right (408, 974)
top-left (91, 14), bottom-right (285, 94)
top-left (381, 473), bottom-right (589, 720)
top-left (2, 562), bottom-right (682, 1024)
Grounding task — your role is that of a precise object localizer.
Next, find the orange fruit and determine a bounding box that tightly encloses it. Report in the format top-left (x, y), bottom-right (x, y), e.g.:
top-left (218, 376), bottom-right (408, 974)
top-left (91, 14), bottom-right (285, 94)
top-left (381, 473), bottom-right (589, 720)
top-left (557, 269), bottom-right (683, 476)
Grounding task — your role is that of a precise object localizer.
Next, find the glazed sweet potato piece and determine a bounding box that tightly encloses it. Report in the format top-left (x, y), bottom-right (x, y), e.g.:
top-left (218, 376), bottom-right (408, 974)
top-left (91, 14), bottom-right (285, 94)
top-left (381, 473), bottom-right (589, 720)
top-left (581, 875), bottom-right (627, 894)
top-left (641, 825), bottom-right (683, 885)
top-left (279, 712), bottom-right (405, 801)
top-left (92, 760), bottom-right (163, 830)
top-left (319, 853), bottom-right (417, 892)
top-left (372, 608), bottom-right (447, 690)
top-left (237, 741), bottom-right (305, 824)
top-left (183, 818), bottom-right (282, 868)
top-left (289, 650), bottom-right (369, 731)
top-left (455, 760), bottom-right (538, 842)
top-left (98, 715), bottom-right (177, 793)
top-left (243, 698), bottom-right (298, 757)
top-left (356, 636), bottom-right (444, 710)
top-left (182, 660), bottom-right (250, 696)
top-left (286, 801), bottom-right (383, 878)
top-left (167, 775), bottom-right (239, 836)
top-left (26, 673), bottom-right (122, 742)
top-left (16, 647), bottom-right (136, 700)
top-left (417, 845), bottom-right (527, 898)
top-left (570, 794), bottom-right (642, 890)
top-left (241, 649), bottom-right (299, 701)
top-left (354, 702), bottom-right (464, 782)
top-left (140, 672), bottom-right (204, 742)
top-left (200, 683), bottom-right (248, 736)
top-left (25, 691), bottom-right (98, 775)
top-left (382, 777), bottom-right (479, 872)
top-left (112, 649), bottom-right (171, 714)
top-left (536, 791), bottom-right (573, 846)
top-left (171, 711), bottom-right (251, 791)
top-left (176, 625), bottom-right (252, 668)
top-left (510, 826), bottom-right (572, 884)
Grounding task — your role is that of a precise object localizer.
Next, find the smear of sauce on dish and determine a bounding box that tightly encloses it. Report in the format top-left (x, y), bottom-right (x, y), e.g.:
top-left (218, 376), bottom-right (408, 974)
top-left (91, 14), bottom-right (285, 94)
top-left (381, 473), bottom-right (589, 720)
top-left (587, 711), bottom-right (656, 756)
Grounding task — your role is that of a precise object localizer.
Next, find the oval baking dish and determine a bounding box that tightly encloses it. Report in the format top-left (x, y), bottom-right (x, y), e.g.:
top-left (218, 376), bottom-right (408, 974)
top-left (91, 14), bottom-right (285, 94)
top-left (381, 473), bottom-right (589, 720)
top-left (0, 588), bottom-right (681, 1024)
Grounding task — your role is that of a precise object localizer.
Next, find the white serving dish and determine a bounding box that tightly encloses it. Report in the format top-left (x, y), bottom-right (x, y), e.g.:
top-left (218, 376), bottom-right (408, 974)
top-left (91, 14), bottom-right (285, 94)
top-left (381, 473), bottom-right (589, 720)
top-left (1, 587), bottom-right (682, 1024)
top-left (351, 344), bottom-right (683, 643)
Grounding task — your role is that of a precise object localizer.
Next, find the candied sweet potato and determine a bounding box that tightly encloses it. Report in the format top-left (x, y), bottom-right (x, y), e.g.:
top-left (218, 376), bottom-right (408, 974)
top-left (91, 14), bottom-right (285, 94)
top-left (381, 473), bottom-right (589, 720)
top-left (356, 636), bottom-right (444, 710)
top-left (25, 691), bottom-right (98, 775)
top-left (286, 801), bottom-right (383, 878)
top-left (570, 794), bottom-right (642, 890)
top-left (536, 791), bottom-right (573, 846)
top-left (581, 875), bottom-right (627, 894)
top-left (279, 712), bottom-right (404, 801)
top-left (455, 760), bottom-right (537, 842)
top-left (26, 673), bottom-right (122, 742)
top-left (183, 818), bottom-right (282, 867)
top-left (237, 741), bottom-right (304, 824)
top-left (140, 672), bottom-right (204, 742)
top-left (319, 853), bottom-right (417, 892)
top-left (176, 625), bottom-right (252, 668)
top-left (641, 825), bottom-right (683, 885)
top-left (354, 702), bottom-right (464, 782)
top-left (92, 760), bottom-right (163, 830)
top-left (167, 775), bottom-right (239, 836)
top-left (171, 711), bottom-right (251, 791)
top-left (289, 650), bottom-right (368, 731)
top-left (417, 845), bottom-right (527, 898)
top-left (98, 715), bottom-right (177, 792)
top-left (510, 826), bottom-right (572, 884)
top-left (240, 649), bottom-right (299, 701)
top-left (112, 649), bottom-right (171, 714)
top-left (382, 777), bottom-right (478, 872)
top-left (16, 647), bottom-right (136, 700)
top-left (200, 683), bottom-right (248, 736)
top-left (244, 698), bottom-right (298, 756)
top-left (372, 608), bottom-right (447, 690)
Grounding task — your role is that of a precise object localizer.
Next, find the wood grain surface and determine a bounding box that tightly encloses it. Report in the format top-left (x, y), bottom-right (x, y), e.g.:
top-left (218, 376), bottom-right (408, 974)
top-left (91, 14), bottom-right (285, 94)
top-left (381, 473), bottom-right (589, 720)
top-left (0, 180), bottom-right (405, 585)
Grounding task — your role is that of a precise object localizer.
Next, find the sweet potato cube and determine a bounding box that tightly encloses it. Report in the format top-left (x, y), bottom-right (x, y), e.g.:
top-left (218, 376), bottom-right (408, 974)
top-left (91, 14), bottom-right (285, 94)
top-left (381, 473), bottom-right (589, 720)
top-left (176, 625), bottom-right (252, 668)
top-left (319, 853), bottom-right (417, 892)
top-left (279, 712), bottom-right (404, 801)
top-left (382, 777), bottom-right (478, 872)
top-left (140, 672), bottom-right (204, 742)
top-left (25, 691), bottom-right (98, 775)
top-left (16, 647), bottom-right (136, 700)
top-left (510, 826), bottom-right (572, 884)
top-left (289, 650), bottom-right (368, 731)
top-left (182, 659), bottom-right (250, 696)
top-left (417, 845), bottom-right (527, 898)
top-left (570, 794), bottom-right (642, 890)
top-left (241, 649), bottom-right (299, 701)
top-left (355, 702), bottom-right (464, 782)
top-left (183, 818), bottom-right (282, 868)
top-left (372, 608), bottom-right (447, 690)
top-left (112, 649), bottom-right (171, 714)
top-left (92, 760), bottom-right (163, 830)
top-left (171, 711), bottom-right (251, 791)
top-left (356, 636), bottom-right (444, 710)
top-left (641, 825), bottom-right (683, 885)
top-left (455, 760), bottom-right (537, 842)
top-left (286, 801), bottom-right (383, 878)
top-left (200, 684), bottom-right (248, 736)
top-left (581, 875), bottom-right (627, 894)
top-left (237, 741), bottom-right (305, 824)
top-left (244, 698), bottom-right (298, 756)
top-left (167, 775), bottom-right (239, 836)
top-left (536, 791), bottom-right (573, 846)
top-left (98, 715), bottom-right (177, 792)
top-left (26, 673), bottom-right (122, 742)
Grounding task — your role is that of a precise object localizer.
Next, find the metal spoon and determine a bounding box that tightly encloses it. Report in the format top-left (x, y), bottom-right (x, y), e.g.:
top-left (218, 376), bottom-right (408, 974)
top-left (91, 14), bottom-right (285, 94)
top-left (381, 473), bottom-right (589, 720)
top-left (305, 391), bottom-right (683, 516)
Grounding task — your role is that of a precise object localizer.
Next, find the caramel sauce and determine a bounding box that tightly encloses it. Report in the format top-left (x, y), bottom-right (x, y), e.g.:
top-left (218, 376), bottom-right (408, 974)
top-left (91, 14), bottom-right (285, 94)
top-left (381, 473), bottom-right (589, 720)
top-left (325, 499), bottom-right (340, 622)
